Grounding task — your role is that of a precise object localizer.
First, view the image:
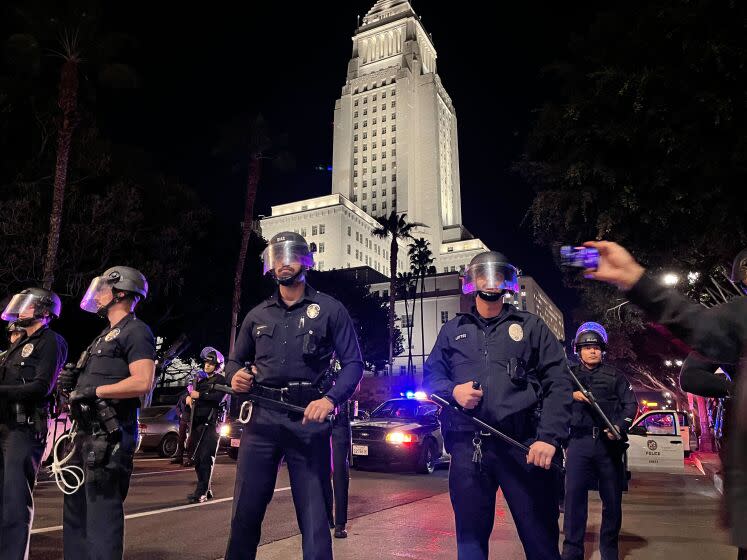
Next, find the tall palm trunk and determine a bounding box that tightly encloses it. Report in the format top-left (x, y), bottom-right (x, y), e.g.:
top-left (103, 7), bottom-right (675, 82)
top-left (388, 238), bottom-right (397, 375)
top-left (402, 285), bottom-right (413, 374)
top-left (43, 57), bottom-right (79, 289)
top-left (419, 273), bottom-right (426, 372)
top-left (229, 153), bottom-right (262, 354)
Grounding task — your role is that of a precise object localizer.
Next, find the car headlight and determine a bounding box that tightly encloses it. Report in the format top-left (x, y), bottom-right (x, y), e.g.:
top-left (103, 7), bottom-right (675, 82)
top-left (219, 424), bottom-right (230, 437)
top-left (385, 431), bottom-right (418, 444)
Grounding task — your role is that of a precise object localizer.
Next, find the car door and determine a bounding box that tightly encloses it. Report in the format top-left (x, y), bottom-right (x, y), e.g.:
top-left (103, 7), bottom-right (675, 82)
top-left (627, 411), bottom-right (684, 473)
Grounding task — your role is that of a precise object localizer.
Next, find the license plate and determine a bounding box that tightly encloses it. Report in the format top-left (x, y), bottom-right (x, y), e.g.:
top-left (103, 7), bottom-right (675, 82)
top-left (352, 444), bottom-right (368, 456)
top-left (230, 438), bottom-right (241, 448)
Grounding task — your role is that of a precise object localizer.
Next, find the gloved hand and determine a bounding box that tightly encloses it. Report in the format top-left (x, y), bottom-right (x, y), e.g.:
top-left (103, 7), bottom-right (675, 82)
top-left (68, 386), bottom-right (98, 404)
top-left (57, 366), bottom-right (79, 392)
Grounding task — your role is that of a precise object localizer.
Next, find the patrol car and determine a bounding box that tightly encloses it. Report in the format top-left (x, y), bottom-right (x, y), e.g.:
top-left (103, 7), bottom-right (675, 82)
top-left (351, 392), bottom-right (449, 474)
top-left (626, 409), bottom-right (686, 473)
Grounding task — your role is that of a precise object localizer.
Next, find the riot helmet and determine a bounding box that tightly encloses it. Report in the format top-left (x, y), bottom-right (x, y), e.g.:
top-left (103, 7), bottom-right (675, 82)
top-left (462, 251), bottom-right (520, 302)
top-left (1, 287), bottom-right (61, 326)
top-left (574, 322), bottom-right (608, 354)
top-left (200, 346), bottom-right (225, 373)
top-left (262, 232), bottom-right (315, 286)
top-left (731, 248), bottom-right (747, 294)
top-left (80, 266), bottom-right (148, 316)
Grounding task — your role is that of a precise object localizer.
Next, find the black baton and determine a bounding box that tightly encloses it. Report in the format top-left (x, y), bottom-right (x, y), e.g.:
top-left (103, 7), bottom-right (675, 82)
top-left (430, 390), bottom-right (565, 473)
top-left (565, 366), bottom-right (622, 440)
top-left (213, 384), bottom-right (335, 422)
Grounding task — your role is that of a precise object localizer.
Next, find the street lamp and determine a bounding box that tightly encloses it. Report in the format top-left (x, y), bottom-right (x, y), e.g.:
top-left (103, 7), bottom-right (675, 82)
top-left (662, 273), bottom-right (679, 286)
top-left (664, 360), bottom-right (673, 367)
top-left (675, 360), bottom-right (683, 367)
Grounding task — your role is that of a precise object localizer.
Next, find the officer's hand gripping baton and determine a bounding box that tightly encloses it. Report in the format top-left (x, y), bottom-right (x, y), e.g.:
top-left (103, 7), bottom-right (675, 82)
top-left (430, 388), bottom-right (565, 473)
top-left (566, 366), bottom-right (622, 440)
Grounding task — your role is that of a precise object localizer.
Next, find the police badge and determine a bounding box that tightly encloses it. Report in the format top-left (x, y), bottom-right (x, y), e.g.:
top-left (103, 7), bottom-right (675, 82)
top-left (105, 328), bottom-right (121, 342)
top-left (306, 304), bottom-right (321, 319)
top-left (508, 323), bottom-right (523, 342)
top-left (21, 343), bottom-right (34, 358)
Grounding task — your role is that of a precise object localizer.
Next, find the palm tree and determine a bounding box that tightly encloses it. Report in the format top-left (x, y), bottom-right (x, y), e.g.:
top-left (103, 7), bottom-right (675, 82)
top-left (372, 211), bottom-right (426, 375)
top-left (396, 272), bottom-right (417, 374)
top-left (42, 32), bottom-right (80, 290)
top-left (408, 237), bottom-right (435, 371)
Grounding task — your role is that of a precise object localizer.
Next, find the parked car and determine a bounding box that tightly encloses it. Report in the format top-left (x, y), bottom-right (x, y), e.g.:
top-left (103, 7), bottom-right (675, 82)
top-left (351, 394), bottom-right (449, 474)
top-left (138, 406), bottom-right (181, 457)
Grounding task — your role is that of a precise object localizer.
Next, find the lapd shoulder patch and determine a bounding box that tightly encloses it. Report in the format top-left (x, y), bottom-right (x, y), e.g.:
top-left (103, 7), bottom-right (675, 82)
top-left (306, 304), bottom-right (321, 319)
top-left (21, 343), bottom-right (34, 358)
top-left (508, 323), bottom-right (523, 342)
top-left (105, 328), bottom-right (121, 342)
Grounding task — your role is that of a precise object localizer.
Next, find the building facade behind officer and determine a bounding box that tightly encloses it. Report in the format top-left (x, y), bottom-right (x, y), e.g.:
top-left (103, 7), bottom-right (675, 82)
top-left (224, 232), bottom-right (363, 560)
top-left (57, 267), bottom-right (156, 560)
top-left (0, 288), bottom-right (67, 560)
top-left (562, 322), bottom-right (637, 560)
top-left (187, 346), bottom-right (227, 503)
top-left (425, 251), bottom-right (573, 560)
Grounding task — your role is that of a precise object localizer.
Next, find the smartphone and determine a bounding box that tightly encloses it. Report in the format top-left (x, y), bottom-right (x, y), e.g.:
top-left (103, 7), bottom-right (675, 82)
top-left (560, 246), bottom-right (599, 269)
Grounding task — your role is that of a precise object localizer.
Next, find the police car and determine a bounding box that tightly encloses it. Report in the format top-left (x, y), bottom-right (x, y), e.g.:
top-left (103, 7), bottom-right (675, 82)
top-left (626, 409), bottom-right (686, 473)
top-left (351, 392), bottom-right (449, 474)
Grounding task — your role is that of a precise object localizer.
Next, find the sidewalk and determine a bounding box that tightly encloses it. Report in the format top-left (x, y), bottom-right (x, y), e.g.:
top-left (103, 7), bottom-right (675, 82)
top-left (692, 451), bottom-right (724, 494)
top-left (255, 468), bottom-right (736, 560)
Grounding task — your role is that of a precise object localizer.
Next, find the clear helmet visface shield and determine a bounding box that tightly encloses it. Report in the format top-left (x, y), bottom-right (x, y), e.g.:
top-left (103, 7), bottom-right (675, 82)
top-left (462, 261), bottom-right (520, 295)
top-left (1, 293), bottom-right (39, 322)
top-left (80, 276), bottom-right (114, 314)
top-left (262, 241), bottom-right (315, 279)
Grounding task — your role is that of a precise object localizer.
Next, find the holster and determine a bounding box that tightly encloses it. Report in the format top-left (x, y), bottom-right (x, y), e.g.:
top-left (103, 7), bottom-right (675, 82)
top-left (286, 381), bottom-right (324, 408)
top-left (83, 432), bottom-right (113, 478)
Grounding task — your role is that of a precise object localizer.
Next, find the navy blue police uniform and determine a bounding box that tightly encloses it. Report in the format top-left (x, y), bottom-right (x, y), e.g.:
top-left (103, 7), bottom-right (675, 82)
top-left (63, 313), bottom-right (155, 560)
top-left (190, 372), bottom-right (227, 499)
top-left (224, 285), bottom-right (363, 560)
top-left (323, 400), bottom-right (353, 532)
top-left (425, 304), bottom-right (573, 560)
top-left (562, 363), bottom-right (637, 560)
top-left (0, 327), bottom-right (67, 560)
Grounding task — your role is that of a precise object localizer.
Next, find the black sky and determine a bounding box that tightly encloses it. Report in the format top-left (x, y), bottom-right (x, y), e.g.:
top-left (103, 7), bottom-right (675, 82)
top-left (94, 1), bottom-right (596, 323)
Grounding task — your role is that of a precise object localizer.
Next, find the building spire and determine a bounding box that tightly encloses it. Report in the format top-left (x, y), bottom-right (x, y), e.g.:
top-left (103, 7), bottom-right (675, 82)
top-left (362, 0), bottom-right (414, 27)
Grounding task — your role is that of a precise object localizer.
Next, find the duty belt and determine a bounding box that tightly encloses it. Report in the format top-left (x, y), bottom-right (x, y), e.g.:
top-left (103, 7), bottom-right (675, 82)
top-left (570, 426), bottom-right (603, 439)
top-left (252, 381), bottom-right (323, 409)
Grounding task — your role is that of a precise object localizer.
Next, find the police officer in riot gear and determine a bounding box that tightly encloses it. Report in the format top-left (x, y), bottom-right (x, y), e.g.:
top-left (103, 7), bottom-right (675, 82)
top-left (425, 251), bottom-right (573, 560)
top-left (187, 347), bottom-right (227, 503)
top-left (562, 322), bottom-right (637, 560)
top-left (224, 232), bottom-right (363, 560)
top-left (58, 266), bottom-right (156, 560)
top-left (0, 288), bottom-right (67, 560)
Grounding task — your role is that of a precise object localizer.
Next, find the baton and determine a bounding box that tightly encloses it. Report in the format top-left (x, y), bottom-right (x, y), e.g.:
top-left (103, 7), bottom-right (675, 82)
top-left (430, 388), bottom-right (565, 474)
top-left (566, 366), bottom-right (622, 440)
top-left (212, 383), bottom-right (335, 422)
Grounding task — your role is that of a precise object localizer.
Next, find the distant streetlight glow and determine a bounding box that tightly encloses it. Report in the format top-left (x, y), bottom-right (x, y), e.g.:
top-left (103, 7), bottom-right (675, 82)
top-left (675, 360), bottom-right (683, 367)
top-left (664, 360), bottom-right (673, 367)
top-left (662, 273), bottom-right (679, 286)
top-left (687, 271), bottom-right (700, 285)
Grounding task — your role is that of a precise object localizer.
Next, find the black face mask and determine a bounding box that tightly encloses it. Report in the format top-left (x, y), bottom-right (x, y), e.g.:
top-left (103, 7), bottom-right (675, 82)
top-left (276, 269), bottom-right (305, 287)
top-left (477, 290), bottom-right (503, 302)
top-left (14, 317), bottom-right (38, 328)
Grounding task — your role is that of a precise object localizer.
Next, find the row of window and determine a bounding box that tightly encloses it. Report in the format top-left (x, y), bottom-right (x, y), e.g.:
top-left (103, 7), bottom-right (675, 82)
top-left (298, 224), bottom-right (326, 238)
top-left (353, 138), bottom-right (394, 153)
top-left (353, 173), bottom-right (398, 184)
top-left (348, 227), bottom-right (390, 259)
top-left (353, 90), bottom-right (395, 106)
top-left (353, 123), bottom-right (397, 135)
top-left (354, 104), bottom-right (394, 117)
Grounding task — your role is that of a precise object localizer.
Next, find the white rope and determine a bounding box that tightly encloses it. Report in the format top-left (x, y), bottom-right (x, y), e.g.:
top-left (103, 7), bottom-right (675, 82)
top-left (48, 421), bottom-right (85, 495)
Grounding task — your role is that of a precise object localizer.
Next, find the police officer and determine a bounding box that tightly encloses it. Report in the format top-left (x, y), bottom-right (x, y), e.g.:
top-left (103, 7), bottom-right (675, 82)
top-left (187, 346), bottom-right (227, 503)
top-left (562, 322), bottom-right (637, 560)
top-left (224, 232), bottom-right (363, 560)
top-left (583, 240), bottom-right (747, 559)
top-left (425, 251), bottom-right (573, 560)
top-left (0, 288), bottom-right (67, 560)
top-left (58, 266), bottom-right (156, 560)
top-left (324, 395), bottom-right (355, 538)
top-left (171, 390), bottom-right (193, 465)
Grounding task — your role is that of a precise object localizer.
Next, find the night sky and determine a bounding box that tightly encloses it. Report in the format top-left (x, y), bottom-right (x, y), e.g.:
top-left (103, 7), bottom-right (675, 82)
top-left (90, 1), bottom-right (596, 322)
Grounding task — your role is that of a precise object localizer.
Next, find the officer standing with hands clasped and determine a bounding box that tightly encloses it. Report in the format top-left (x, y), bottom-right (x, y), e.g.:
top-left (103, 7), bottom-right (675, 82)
top-left (57, 266), bottom-right (156, 560)
top-left (425, 251), bottom-right (573, 560)
top-left (562, 322), bottom-right (637, 560)
top-left (187, 346), bottom-right (227, 503)
top-left (224, 232), bottom-right (363, 560)
top-left (0, 288), bottom-right (67, 560)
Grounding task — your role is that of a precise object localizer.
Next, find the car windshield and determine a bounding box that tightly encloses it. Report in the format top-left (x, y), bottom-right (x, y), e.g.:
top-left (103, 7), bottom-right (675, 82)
top-left (371, 400), bottom-right (437, 419)
top-left (141, 406), bottom-right (171, 418)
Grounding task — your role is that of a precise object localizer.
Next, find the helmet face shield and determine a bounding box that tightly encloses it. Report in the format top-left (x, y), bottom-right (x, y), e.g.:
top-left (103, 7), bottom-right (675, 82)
top-left (462, 261), bottom-right (519, 295)
top-left (80, 276), bottom-right (114, 313)
top-left (262, 241), bottom-right (315, 276)
top-left (1, 293), bottom-right (39, 321)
